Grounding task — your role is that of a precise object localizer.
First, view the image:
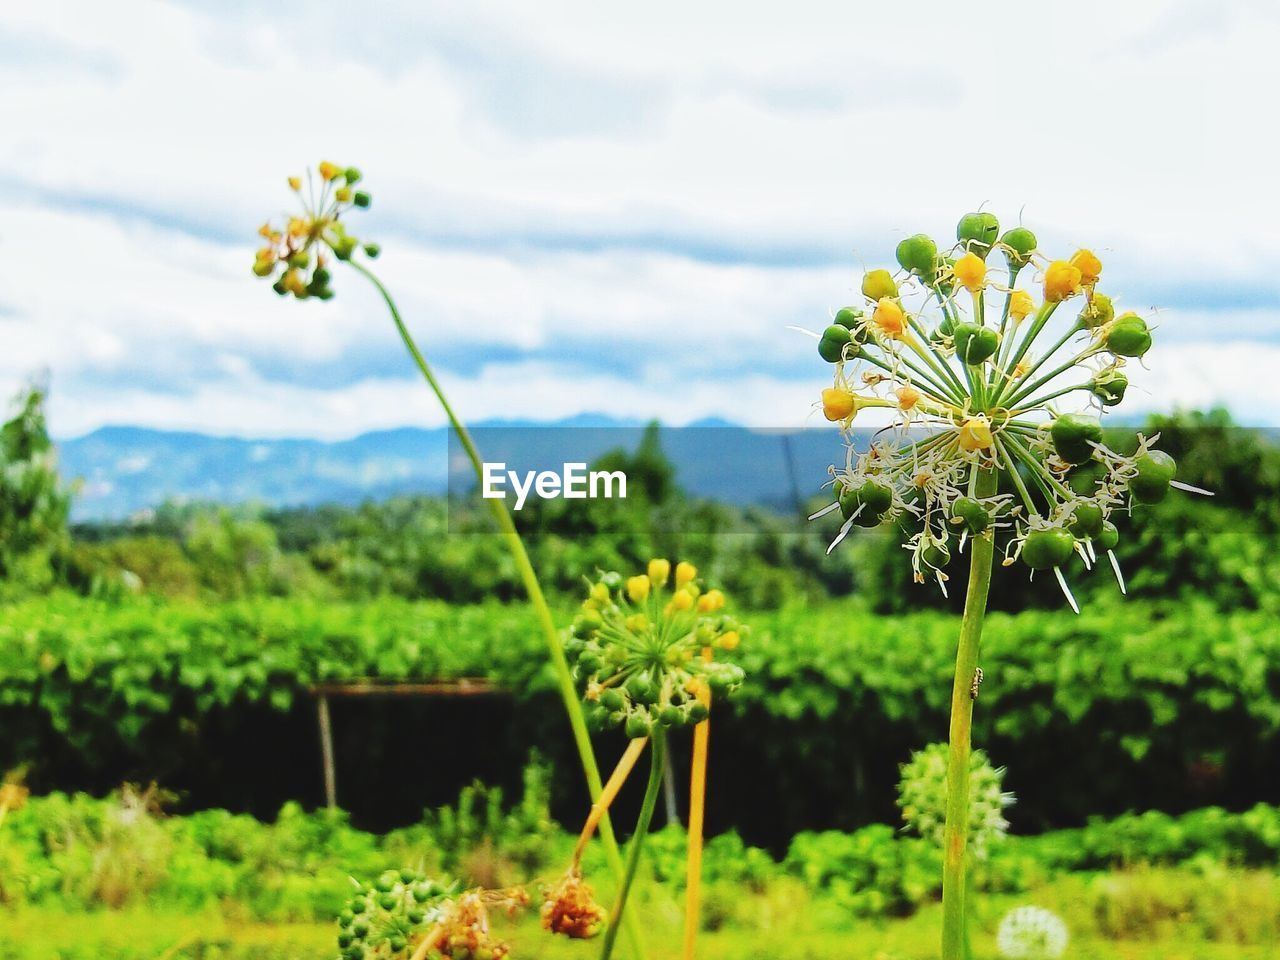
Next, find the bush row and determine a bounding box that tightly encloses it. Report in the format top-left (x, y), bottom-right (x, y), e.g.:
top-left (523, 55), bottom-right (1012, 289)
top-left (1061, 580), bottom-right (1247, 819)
top-left (4, 787), bottom-right (1280, 924)
top-left (3, 594), bottom-right (1279, 836)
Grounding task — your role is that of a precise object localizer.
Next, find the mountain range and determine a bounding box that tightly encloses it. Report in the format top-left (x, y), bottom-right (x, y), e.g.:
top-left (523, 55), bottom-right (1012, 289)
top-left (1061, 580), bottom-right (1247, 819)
top-left (57, 416), bottom-right (850, 521)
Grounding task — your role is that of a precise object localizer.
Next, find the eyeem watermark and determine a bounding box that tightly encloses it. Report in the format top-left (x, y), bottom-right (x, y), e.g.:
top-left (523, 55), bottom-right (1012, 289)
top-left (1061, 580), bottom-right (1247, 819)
top-left (482, 462), bottom-right (627, 511)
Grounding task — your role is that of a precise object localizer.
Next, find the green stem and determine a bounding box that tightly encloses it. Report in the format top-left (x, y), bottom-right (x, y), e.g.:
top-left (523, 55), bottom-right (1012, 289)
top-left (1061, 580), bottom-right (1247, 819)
top-left (941, 467), bottom-right (998, 960)
top-left (601, 732), bottom-right (666, 960)
top-left (350, 261), bottom-right (646, 959)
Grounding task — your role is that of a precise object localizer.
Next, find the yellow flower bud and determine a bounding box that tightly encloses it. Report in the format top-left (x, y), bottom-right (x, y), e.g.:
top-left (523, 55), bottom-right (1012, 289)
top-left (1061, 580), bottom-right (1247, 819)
top-left (647, 558), bottom-right (670, 586)
top-left (1070, 248), bottom-right (1102, 286)
top-left (697, 589), bottom-right (725, 613)
top-left (952, 252), bottom-right (987, 293)
top-left (872, 297), bottom-right (907, 339)
top-left (671, 589), bottom-right (695, 611)
top-left (1043, 260), bottom-right (1083, 303)
top-left (318, 161), bottom-right (341, 181)
top-left (957, 416), bottom-right (994, 452)
top-left (675, 561), bottom-right (697, 586)
top-left (590, 582), bottom-right (610, 604)
top-left (716, 631), bottom-right (741, 651)
top-left (625, 613), bottom-right (649, 632)
top-left (895, 385), bottom-right (921, 411)
top-left (335, 186), bottom-right (352, 203)
top-left (822, 388), bottom-right (857, 423)
top-left (287, 176), bottom-right (302, 191)
top-left (1008, 290), bottom-right (1036, 321)
top-left (626, 575), bottom-right (651, 603)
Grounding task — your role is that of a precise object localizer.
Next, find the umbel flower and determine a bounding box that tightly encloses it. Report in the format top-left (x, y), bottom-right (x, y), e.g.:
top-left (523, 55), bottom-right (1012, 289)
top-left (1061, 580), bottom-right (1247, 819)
top-left (555, 560), bottom-right (746, 960)
top-left (897, 742), bottom-right (1013, 862)
top-left (806, 211), bottom-right (1207, 960)
top-left (996, 905), bottom-right (1069, 960)
top-left (252, 162), bottom-right (378, 300)
top-left (807, 212), bottom-right (1210, 612)
top-left (257, 164), bottom-right (649, 959)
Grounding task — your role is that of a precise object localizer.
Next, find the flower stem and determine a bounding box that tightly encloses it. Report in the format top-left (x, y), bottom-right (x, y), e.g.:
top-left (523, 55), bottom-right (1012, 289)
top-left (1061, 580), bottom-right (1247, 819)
top-left (941, 467), bottom-right (998, 960)
top-left (601, 730), bottom-right (666, 960)
top-left (350, 260), bottom-right (645, 959)
top-left (683, 651), bottom-right (714, 960)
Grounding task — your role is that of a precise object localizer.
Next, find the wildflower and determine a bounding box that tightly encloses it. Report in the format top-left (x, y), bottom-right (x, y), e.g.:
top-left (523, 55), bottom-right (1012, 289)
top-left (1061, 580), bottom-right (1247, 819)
top-left (952, 251), bottom-right (987, 292)
top-left (1069, 248), bottom-right (1102, 286)
top-left (807, 211), bottom-right (1206, 960)
top-left (1008, 290), bottom-right (1035, 321)
top-left (251, 162), bottom-right (376, 300)
top-left (872, 297), bottom-right (908, 338)
top-left (996, 906), bottom-right (1069, 960)
top-left (1042, 260), bottom-right (1082, 302)
top-left (542, 873), bottom-right (606, 939)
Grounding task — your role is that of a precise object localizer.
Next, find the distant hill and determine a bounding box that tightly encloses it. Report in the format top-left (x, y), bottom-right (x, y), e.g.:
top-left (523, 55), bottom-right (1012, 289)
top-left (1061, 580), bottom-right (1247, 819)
top-left (57, 416), bottom-right (854, 520)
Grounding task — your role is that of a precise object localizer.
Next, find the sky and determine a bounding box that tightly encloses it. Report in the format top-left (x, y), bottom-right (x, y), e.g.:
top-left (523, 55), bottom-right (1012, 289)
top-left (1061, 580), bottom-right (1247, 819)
top-left (2, 0), bottom-right (1279, 440)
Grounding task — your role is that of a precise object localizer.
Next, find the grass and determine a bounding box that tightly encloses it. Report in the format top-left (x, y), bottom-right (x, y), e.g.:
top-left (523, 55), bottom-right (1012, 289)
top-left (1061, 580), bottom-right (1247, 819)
top-left (3, 868), bottom-right (1276, 960)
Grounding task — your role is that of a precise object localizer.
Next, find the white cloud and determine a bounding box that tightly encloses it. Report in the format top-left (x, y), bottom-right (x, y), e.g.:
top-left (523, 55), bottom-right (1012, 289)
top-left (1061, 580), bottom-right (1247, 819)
top-left (1, 0), bottom-right (1278, 438)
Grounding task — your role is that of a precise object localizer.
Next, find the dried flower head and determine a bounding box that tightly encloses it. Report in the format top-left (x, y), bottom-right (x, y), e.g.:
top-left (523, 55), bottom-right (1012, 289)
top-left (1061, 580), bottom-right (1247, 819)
top-left (541, 871), bottom-right (607, 939)
top-left (564, 560), bottom-right (746, 737)
top-left (253, 162), bottom-right (379, 300)
top-left (896, 742), bottom-right (1013, 861)
top-left (996, 905), bottom-right (1069, 960)
top-left (807, 211), bottom-right (1212, 609)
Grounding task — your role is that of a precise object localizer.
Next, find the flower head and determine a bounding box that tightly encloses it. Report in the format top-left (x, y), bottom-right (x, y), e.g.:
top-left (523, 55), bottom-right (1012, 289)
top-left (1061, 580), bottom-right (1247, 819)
top-left (897, 742), bottom-right (1013, 861)
top-left (996, 906), bottom-right (1069, 960)
top-left (542, 872), bottom-right (606, 939)
top-left (809, 211), bottom-right (1205, 608)
top-left (252, 162), bottom-right (378, 300)
top-left (566, 561), bottom-right (747, 736)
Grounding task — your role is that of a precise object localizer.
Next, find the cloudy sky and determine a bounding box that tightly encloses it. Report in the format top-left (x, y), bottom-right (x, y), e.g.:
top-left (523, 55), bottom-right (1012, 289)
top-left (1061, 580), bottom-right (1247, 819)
top-left (2, 1), bottom-right (1279, 439)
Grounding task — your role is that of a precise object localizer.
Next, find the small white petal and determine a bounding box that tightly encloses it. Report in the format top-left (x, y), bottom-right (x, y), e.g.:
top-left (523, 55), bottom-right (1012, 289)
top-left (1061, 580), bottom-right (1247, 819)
top-left (1054, 567), bottom-right (1081, 614)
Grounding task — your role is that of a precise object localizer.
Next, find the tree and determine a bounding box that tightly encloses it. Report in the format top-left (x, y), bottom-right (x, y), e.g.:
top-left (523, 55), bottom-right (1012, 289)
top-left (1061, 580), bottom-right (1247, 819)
top-left (0, 385), bottom-right (71, 590)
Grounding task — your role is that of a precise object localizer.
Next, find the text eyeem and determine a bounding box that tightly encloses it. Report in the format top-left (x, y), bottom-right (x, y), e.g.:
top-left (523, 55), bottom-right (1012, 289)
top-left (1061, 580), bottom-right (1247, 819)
top-left (481, 462), bottom-right (627, 511)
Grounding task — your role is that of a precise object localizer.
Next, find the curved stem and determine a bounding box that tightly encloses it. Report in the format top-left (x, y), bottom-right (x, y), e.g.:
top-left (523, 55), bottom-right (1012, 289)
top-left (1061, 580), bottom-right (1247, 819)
top-left (601, 730), bottom-right (666, 960)
top-left (941, 467), bottom-right (998, 960)
top-left (350, 260), bottom-right (645, 959)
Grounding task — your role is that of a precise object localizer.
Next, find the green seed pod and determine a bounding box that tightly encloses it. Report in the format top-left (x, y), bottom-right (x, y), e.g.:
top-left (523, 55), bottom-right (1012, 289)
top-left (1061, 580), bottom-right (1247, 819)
top-left (934, 314), bottom-right (956, 340)
top-left (950, 496), bottom-right (990, 534)
top-left (599, 688), bottom-right (625, 712)
top-left (818, 324), bottom-right (853, 363)
top-left (1067, 500), bottom-right (1105, 538)
top-left (343, 166), bottom-right (362, 183)
top-left (600, 571), bottom-right (623, 589)
top-left (1105, 314), bottom-right (1152, 357)
top-left (834, 306), bottom-right (863, 329)
top-left (921, 537), bottom-right (951, 570)
top-left (658, 705), bottom-right (684, 727)
top-left (687, 701), bottom-right (710, 724)
top-left (1079, 292), bottom-right (1114, 329)
top-left (288, 251), bottom-right (310, 270)
top-left (1090, 368), bottom-right (1129, 407)
top-left (377, 893), bottom-right (398, 910)
top-left (351, 920), bottom-right (370, 937)
top-left (706, 662), bottom-right (745, 692)
top-left (625, 712), bottom-right (651, 738)
top-left (1000, 226), bottom-right (1037, 268)
top-left (1130, 450), bottom-right (1176, 503)
top-left (349, 899), bottom-right (367, 914)
top-left (1097, 520), bottom-right (1120, 551)
top-left (1050, 413), bottom-right (1103, 465)
top-left (388, 938), bottom-right (407, 953)
top-left (840, 478), bottom-right (892, 525)
top-left (895, 234), bottom-right (938, 278)
top-left (363, 242), bottom-right (381, 258)
top-left (625, 674), bottom-right (658, 704)
top-left (957, 211), bottom-right (1000, 258)
top-left (861, 269), bottom-right (898, 301)
top-left (353, 191), bottom-right (372, 208)
top-left (252, 259), bottom-right (275, 278)
top-left (952, 322), bottom-right (1000, 364)
top-left (271, 278), bottom-right (289, 296)
top-left (1020, 527), bottom-right (1075, 569)
top-left (374, 875), bottom-right (395, 893)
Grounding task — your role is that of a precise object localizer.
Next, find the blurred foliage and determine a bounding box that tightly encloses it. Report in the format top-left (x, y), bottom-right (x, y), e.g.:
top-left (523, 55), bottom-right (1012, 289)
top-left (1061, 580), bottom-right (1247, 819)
top-left (0, 386), bottom-right (71, 594)
top-left (3, 783), bottom-right (1279, 927)
top-left (2, 594), bottom-right (1278, 838)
